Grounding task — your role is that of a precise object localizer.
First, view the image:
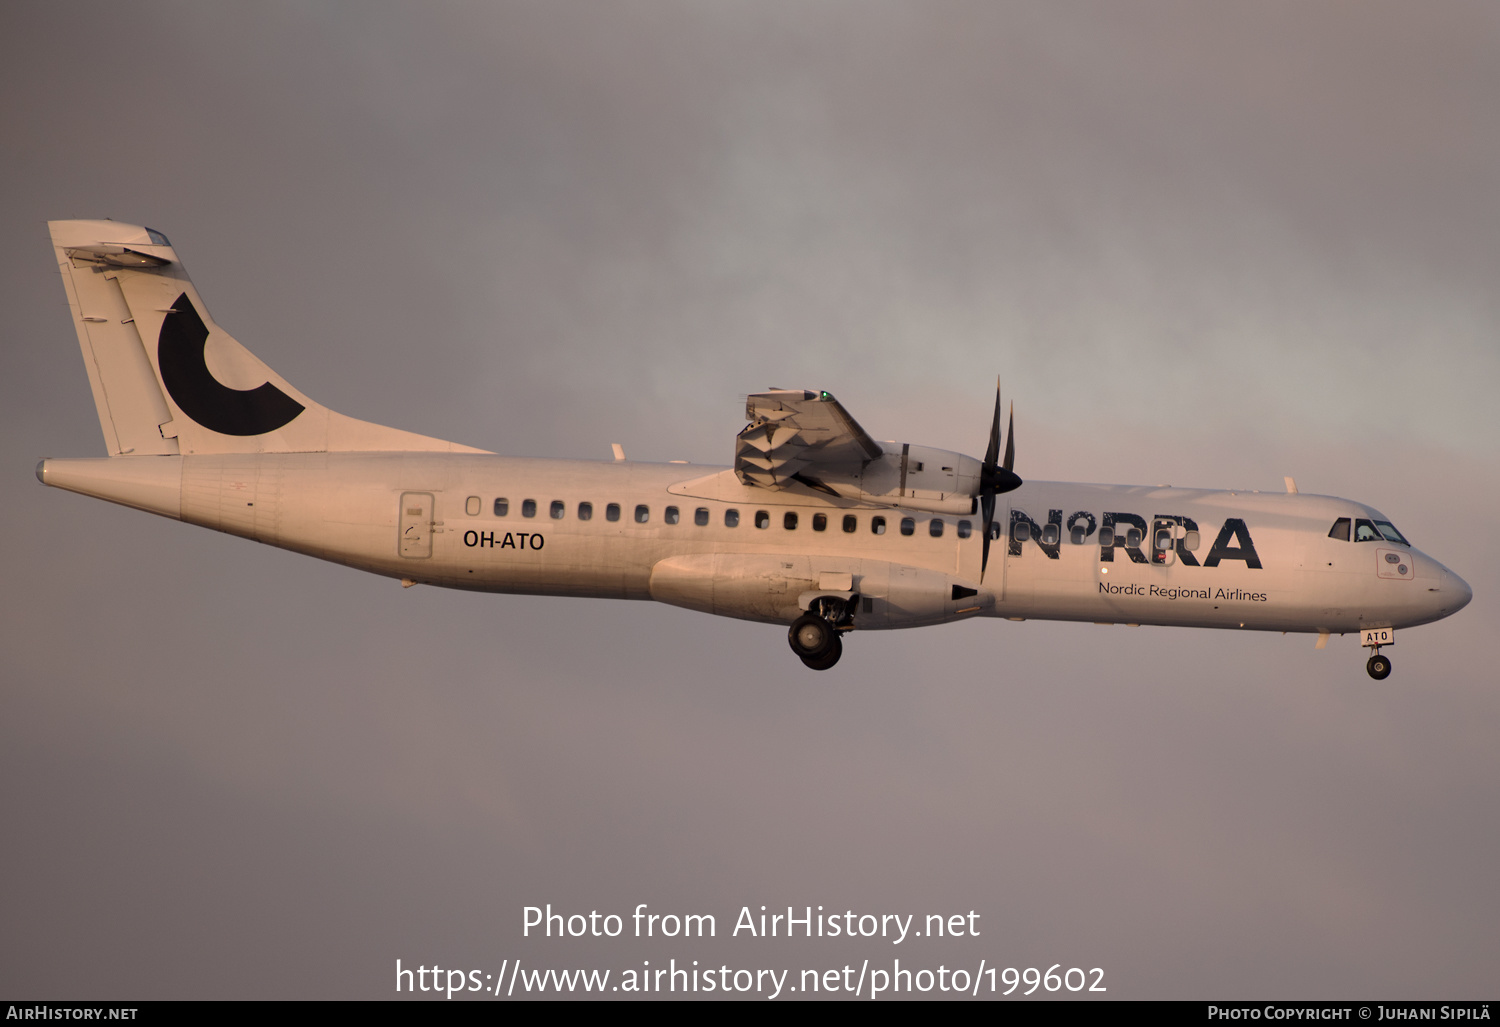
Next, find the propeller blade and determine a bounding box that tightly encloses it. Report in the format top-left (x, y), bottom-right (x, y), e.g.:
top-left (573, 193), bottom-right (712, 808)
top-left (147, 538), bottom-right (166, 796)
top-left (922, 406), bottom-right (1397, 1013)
top-left (978, 380), bottom-right (1021, 582)
top-left (983, 378), bottom-right (1002, 471)
top-left (977, 389), bottom-right (1023, 497)
top-left (1002, 402), bottom-right (1015, 473)
top-left (980, 492), bottom-right (995, 581)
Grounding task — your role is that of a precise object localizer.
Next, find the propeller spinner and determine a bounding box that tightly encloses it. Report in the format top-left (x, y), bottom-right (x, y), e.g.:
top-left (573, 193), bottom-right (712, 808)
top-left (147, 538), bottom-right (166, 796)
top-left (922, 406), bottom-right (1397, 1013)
top-left (979, 379), bottom-right (1022, 581)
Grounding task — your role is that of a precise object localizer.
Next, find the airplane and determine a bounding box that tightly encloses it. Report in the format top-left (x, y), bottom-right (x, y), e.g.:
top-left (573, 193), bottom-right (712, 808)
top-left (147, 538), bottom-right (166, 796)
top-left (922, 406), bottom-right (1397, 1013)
top-left (37, 219), bottom-right (1472, 678)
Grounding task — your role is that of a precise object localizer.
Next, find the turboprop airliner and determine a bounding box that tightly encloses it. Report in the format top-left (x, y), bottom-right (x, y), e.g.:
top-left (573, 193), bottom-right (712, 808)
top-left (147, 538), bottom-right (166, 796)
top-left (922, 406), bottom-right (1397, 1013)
top-left (37, 220), bottom-right (1471, 677)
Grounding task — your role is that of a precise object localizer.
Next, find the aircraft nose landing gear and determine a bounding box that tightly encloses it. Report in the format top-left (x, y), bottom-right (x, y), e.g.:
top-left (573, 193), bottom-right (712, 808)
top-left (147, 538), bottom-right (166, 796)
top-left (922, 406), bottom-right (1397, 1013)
top-left (789, 612), bottom-right (843, 670)
top-left (1361, 628), bottom-right (1394, 680)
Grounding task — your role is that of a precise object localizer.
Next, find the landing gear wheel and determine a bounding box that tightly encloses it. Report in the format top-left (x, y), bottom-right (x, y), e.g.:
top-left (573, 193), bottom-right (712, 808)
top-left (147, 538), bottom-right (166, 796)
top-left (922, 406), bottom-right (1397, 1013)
top-left (1367, 654), bottom-right (1392, 680)
top-left (799, 633), bottom-right (843, 671)
top-left (788, 613), bottom-right (836, 660)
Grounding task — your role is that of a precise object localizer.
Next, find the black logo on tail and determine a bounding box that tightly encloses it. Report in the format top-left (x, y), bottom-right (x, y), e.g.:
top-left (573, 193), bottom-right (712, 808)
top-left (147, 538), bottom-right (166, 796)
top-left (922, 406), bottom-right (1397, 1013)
top-left (158, 293), bottom-right (304, 436)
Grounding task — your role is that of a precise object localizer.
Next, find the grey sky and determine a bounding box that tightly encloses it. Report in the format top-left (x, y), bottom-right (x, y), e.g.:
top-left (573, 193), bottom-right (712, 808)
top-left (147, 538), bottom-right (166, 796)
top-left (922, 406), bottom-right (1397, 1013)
top-left (2, 2), bottom-right (1497, 998)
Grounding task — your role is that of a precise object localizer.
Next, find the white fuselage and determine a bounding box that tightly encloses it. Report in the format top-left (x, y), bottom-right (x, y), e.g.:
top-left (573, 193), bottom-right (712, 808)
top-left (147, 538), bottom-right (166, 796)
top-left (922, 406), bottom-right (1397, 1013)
top-left (39, 453), bottom-right (1470, 637)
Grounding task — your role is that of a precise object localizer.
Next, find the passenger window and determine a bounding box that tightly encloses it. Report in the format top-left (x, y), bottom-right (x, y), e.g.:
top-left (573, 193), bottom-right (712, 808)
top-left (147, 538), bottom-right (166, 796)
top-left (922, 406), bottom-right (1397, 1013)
top-left (783, 511), bottom-right (798, 530)
top-left (1125, 527), bottom-right (1143, 548)
top-left (842, 515), bottom-right (858, 533)
top-left (1154, 528), bottom-right (1172, 550)
top-left (1354, 518), bottom-right (1380, 542)
top-left (930, 518), bottom-right (944, 538)
top-left (1328, 517), bottom-right (1351, 541)
top-left (755, 510), bottom-right (770, 529)
top-left (694, 507), bottom-right (709, 526)
top-left (872, 516), bottom-right (886, 535)
top-left (1014, 521), bottom-right (1031, 542)
top-left (665, 506), bottom-right (680, 524)
top-left (522, 499), bottom-right (537, 518)
top-left (1041, 524), bottom-right (1060, 546)
top-left (900, 517), bottom-right (915, 536)
top-left (812, 513), bottom-right (827, 531)
top-left (635, 505), bottom-right (650, 523)
top-left (1070, 525), bottom-right (1087, 544)
top-left (465, 496), bottom-right (480, 516)
top-left (550, 500), bottom-right (565, 519)
top-left (578, 501), bottom-right (593, 521)
top-left (1098, 526), bottom-right (1115, 547)
top-left (606, 503), bottom-right (621, 522)
top-left (1184, 530), bottom-right (1200, 551)
top-left (957, 520), bottom-right (972, 539)
top-left (725, 509), bottom-right (740, 527)
top-left (494, 498), bottom-right (508, 517)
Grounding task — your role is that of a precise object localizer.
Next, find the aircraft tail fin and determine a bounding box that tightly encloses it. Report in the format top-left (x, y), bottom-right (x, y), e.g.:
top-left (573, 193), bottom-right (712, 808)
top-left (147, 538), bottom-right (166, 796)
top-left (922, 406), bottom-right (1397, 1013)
top-left (48, 220), bottom-right (488, 456)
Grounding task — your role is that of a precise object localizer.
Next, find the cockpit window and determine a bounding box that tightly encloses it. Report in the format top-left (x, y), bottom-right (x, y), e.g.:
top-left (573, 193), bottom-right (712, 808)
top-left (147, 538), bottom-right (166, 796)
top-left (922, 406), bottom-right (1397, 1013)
top-left (1353, 518), bottom-right (1381, 542)
top-left (1328, 517), bottom-right (1351, 542)
top-left (1374, 521), bottom-right (1409, 546)
top-left (146, 228), bottom-right (170, 246)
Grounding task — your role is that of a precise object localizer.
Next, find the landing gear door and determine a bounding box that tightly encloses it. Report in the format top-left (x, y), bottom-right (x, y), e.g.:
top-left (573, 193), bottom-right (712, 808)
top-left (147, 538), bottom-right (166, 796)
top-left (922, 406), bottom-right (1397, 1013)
top-left (399, 492), bottom-right (434, 558)
top-left (1151, 518), bottom-right (1177, 566)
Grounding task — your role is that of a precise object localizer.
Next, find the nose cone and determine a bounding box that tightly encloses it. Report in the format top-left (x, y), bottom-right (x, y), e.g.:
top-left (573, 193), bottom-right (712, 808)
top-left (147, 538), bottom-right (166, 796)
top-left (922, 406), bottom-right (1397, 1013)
top-left (1443, 568), bottom-right (1474, 614)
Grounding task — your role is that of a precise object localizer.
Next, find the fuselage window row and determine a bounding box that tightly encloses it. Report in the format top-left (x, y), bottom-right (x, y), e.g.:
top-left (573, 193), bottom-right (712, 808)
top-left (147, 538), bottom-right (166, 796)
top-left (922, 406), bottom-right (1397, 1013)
top-left (480, 497), bottom-right (973, 540)
top-left (1013, 519), bottom-right (1204, 552)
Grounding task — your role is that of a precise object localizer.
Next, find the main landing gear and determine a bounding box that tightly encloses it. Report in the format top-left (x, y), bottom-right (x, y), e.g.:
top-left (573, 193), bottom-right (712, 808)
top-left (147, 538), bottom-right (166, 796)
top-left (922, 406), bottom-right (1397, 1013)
top-left (1366, 652), bottom-right (1392, 680)
top-left (788, 596), bottom-right (855, 670)
top-left (789, 614), bottom-right (842, 669)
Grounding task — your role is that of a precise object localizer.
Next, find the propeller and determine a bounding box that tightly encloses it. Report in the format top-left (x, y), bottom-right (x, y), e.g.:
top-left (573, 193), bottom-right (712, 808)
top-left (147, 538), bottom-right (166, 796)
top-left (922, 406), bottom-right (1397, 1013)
top-left (979, 378), bottom-right (1022, 581)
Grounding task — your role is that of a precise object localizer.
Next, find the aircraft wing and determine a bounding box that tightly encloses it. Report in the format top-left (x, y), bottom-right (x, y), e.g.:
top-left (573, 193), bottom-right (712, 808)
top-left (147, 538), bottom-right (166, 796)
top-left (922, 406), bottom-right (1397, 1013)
top-left (734, 390), bottom-right (884, 491)
top-left (731, 389), bottom-right (985, 514)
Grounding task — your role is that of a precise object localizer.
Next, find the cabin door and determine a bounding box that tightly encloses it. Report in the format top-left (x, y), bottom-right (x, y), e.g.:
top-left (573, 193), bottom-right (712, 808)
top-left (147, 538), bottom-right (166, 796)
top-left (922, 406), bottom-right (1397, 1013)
top-left (399, 492), bottom-right (434, 558)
